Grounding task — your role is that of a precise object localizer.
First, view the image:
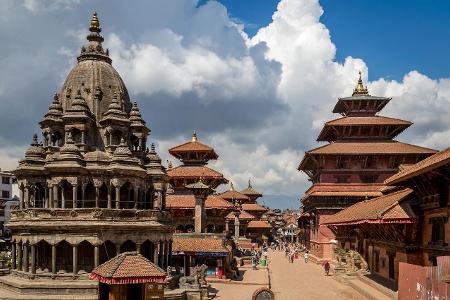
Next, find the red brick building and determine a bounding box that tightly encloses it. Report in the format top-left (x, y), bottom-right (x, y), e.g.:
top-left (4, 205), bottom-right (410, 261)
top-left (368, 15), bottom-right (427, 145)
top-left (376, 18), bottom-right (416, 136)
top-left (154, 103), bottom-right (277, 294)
top-left (298, 73), bottom-right (436, 261)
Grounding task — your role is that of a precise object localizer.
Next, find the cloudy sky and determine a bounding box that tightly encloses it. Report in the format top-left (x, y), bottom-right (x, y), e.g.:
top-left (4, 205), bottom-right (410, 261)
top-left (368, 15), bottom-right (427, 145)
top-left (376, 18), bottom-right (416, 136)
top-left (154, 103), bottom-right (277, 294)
top-left (1, 0), bottom-right (450, 209)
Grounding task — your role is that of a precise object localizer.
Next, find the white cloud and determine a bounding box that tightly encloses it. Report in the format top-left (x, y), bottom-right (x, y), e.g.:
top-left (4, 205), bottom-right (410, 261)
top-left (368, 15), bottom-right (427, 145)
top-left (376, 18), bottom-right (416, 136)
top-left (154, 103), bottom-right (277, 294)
top-left (22, 0), bottom-right (81, 13)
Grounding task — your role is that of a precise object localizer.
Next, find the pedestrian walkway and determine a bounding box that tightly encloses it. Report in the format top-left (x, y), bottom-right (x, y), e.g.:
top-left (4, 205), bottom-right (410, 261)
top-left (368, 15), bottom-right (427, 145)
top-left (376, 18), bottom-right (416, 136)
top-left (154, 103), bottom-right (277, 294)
top-left (268, 250), bottom-right (366, 300)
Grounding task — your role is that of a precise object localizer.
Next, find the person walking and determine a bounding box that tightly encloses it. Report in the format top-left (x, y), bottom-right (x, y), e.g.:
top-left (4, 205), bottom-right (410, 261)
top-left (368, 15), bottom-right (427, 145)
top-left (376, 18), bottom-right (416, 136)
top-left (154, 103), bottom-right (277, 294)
top-left (304, 251), bottom-right (309, 263)
top-left (322, 260), bottom-right (330, 276)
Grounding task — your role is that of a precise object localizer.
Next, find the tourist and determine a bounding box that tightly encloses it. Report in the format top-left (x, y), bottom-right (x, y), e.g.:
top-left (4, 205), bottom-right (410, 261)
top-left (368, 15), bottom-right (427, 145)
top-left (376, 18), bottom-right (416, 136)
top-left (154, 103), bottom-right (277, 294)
top-left (322, 260), bottom-right (330, 276)
top-left (304, 251), bottom-right (309, 263)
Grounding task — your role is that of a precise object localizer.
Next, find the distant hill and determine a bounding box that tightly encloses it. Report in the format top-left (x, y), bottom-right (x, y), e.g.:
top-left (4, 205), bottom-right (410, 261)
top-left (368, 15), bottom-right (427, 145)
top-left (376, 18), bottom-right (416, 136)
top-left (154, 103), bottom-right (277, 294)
top-left (259, 194), bottom-right (299, 210)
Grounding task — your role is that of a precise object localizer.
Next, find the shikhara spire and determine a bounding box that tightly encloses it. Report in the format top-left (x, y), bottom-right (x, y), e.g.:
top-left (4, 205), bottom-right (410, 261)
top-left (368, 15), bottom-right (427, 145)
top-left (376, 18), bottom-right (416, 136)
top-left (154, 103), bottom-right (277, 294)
top-left (352, 71), bottom-right (369, 96)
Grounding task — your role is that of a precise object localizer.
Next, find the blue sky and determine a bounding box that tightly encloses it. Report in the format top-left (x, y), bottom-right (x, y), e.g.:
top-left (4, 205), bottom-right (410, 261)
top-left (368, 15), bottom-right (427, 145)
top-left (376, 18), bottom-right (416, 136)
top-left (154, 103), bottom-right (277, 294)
top-left (216, 0), bottom-right (450, 81)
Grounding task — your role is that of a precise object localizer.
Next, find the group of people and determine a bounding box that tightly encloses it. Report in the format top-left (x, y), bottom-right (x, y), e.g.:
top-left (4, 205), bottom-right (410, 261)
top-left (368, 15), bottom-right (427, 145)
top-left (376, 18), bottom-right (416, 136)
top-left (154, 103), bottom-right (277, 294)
top-left (274, 241), bottom-right (331, 275)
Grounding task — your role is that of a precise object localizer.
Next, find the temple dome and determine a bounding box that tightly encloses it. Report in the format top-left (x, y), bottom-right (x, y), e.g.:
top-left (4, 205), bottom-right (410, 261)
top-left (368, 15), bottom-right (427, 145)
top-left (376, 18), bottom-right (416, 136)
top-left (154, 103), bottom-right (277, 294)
top-left (58, 13), bottom-right (131, 122)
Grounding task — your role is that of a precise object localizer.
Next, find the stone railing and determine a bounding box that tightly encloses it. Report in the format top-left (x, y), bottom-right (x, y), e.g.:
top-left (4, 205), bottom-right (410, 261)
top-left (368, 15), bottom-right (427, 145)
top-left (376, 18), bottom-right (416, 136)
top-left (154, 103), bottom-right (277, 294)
top-left (10, 208), bottom-right (172, 223)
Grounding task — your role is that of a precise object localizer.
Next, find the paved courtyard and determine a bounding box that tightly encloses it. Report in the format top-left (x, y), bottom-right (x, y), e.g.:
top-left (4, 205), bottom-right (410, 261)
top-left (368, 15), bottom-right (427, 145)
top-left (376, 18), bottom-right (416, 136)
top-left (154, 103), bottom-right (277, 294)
top-left (210, 249), bottom-right (367, 300)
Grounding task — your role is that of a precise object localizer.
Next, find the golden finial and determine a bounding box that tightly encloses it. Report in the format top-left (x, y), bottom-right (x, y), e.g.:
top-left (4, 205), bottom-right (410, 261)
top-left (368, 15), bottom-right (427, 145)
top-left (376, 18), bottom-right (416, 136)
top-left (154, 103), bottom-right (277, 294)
top-left (167, 160), bottom-right (173, 169)
top-left (192, 131), bottom-right (198, 142)
top-left (352, 71), bottom-right (369, 96)
top-left (89, 12), bottom-right (101, 32)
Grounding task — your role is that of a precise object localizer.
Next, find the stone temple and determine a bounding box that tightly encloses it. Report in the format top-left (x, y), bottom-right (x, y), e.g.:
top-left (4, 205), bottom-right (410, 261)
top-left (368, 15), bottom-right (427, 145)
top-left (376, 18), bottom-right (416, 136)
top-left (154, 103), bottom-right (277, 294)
top-left (0, 13), bottom-right (173, 299)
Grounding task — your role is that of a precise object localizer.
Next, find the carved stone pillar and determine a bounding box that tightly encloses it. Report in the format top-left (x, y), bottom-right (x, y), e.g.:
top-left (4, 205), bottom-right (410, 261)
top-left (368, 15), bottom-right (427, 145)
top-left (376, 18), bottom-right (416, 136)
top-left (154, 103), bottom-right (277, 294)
top-left (17, 242), bottom-right (22, 271)
top-left (225, 220), bottom-right (229, 233)
top-left (72, 245), bottom-right (78, 275)
top-left (48, 186), bottom-right (53, 208)
top-left (61, 186), bottom-right (65, 209)
top-left (30, 244), bottom-right (36, 274)
top-left (22, 243), bottom-right (29, 272)
top-left (134, 188), bottom-right (138, 209)
top-left (95, 186), bottom-right (99, 208)
top-left (11, 242), bottom-right (16, 270)
top-left (19, 188), bottom-right (24, 209)
top-left (73, 185), bottom-right (77, 209)
top-left (234, 215), bottom-right (240, 240)
top-left (53, 185), bottom-right (59, 208)
top-left (107, 186), bottom-right (112, 209)
top-left (44, 187), bottom-right (49, 208)
top-left (159, 240), bottom-right (164, 268)
top-left (115, 186), bottom-right (120, 209)
top-left (24, 187), bottom-right (29, 209)
top-left (94, 246), bottom-right (99, 268)
top-left (153, 242), bottom-right (159, 265)
top-left (52, 244), bottom-right (56, 274)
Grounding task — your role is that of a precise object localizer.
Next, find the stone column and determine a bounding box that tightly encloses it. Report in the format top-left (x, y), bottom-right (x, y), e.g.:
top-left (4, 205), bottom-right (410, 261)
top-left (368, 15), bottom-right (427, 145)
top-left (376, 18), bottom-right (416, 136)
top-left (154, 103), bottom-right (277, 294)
top-left (53, 186), bottom-right (58, 208)
top-left (72, 245), bottom-right (78, 275)
top-left (95, 186), bottom-right (99, 208)
top-left (19, 188), bottom-right (24, 209)
top-left (115, 186), bottom-right (120, 209)
top-left (81, 184), bottom-right (86, 208)
top-left (136, 242), bottom-right (142, 255)
top-left (51, 244), bottom-right (56, 274)
top-left (107, 186), bottom-right (112, 209)
top-left (23, 243), bottom-right (29, 272)
top-left (11, 242), bottom-right (16, 269)
top-left (168, 240), bottom-right (172, 267)
top-left (225, 221), bottom-right (229, 233)
top-left (234, 215), bottom-right (240, 241)
top-left (153, 242), bottom-right (159, 265)
top-left (159, 241), bottom-right (164, 268)
top-left (44, 187), bottom-right (48, 208)
top-left (30, 244), bottom-right (36, 274)
top-left (73, 185), bottom-right (77, 208)
top-left (154, 190), bottom-right (161, 210)
top-left (194, 194), bottom-right (206, 234)
top-left (94, 246), bottom-right (99, 268)
top-left (134, 189), bottom-right (138, 209)
top-left (17, 242), bottom-right (22, 272)
top-left (161, 241), bottom-right (166, 269)
top-left (24, 187), bottom-right (29, 209)
top-left (61, 186), bottom-right (65, 209)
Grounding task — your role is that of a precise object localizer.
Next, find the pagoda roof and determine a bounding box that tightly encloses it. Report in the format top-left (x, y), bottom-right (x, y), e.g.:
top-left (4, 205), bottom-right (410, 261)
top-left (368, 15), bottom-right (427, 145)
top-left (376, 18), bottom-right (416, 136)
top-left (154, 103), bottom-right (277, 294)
top-left (385, 147), bottom-right (450, 185)
top-left (169, 132), bottom-right (218, 160)
top-left (172, 236), bottom-right (229, 254)
top-left (325, 116), bottom-right (411, 126)
top-left (299, 141), bottom-right (436, 171)
top-left (304, 183), bottom-right (386, 198)
top-left (242, 203), bottom-right (268, 212)
top-left (322, 188), bottom-right (416, 226)
top-left (306, 141), bottom-right (436, 155)
top-left (240, 180), bottom-right (263, 197)
top-left (225, 210), bottom-right (256, 220)
top-left (317, 116), bottom-right (412, 141)
top-left (167, 165), bottom-right (225, 179)
top-left (247, 220), bottom-right (272, 228)
top-left (219, 189), bottom-right (250, 202)
top-left (166, 194), bottom-right (233, 210)
top-left (90, 252), bottom-right (166, 285)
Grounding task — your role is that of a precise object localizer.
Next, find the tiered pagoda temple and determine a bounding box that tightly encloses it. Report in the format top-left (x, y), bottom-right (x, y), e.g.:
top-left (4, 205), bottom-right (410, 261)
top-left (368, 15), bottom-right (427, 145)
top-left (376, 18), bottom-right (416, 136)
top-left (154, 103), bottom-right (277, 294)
top-left (1, 13), bottom-right (172, 299)
top-left (298, 72), bottom-right (437, 261)
top-left (166, 132), bottom-right (231, 233)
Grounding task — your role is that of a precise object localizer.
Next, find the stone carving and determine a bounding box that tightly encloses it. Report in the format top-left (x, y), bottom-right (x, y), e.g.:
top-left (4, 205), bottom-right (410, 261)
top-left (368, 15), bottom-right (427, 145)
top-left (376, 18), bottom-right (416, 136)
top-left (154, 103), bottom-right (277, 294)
top-left (334, 248), bottom-right (369, 275)
top-left (179, 264), bottom-right (208, 289)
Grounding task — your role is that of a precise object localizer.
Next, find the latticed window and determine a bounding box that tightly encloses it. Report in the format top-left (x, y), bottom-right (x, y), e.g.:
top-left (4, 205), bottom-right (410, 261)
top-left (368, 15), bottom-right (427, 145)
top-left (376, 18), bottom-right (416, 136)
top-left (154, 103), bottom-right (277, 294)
top-left (430, 217), bottom-right (446, 245)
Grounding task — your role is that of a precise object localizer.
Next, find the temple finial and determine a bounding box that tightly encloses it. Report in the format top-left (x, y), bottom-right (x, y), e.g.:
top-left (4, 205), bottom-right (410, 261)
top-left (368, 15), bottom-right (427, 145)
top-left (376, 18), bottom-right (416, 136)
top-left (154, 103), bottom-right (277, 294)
top-left (248, 179), bottom-right (252, 188)
top-left (230, 182), bottom-right (235, 191)
top-left (192, 131), bottom-right (198, 142)
top-left (31, 134), bottom-right (38, 145)
top-left (89, 12), bottom-right (101, 33)
top-left (352, 71), bottom-right (369, 96)
top-left (151, 143), bottom-right (155, 152)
